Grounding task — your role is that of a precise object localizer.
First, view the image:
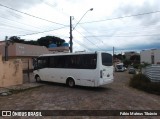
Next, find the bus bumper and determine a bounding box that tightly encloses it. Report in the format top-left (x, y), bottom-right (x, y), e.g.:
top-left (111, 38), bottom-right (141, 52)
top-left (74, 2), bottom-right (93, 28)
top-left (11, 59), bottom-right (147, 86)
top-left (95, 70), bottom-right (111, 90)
top-left (96, 78), bottom-right (114, 87)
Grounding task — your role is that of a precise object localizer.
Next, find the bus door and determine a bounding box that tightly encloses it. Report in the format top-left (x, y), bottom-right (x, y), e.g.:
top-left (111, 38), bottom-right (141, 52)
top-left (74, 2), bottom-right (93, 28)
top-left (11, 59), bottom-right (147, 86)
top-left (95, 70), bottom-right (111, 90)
top-left (36, 57), bottom-right (49, 81)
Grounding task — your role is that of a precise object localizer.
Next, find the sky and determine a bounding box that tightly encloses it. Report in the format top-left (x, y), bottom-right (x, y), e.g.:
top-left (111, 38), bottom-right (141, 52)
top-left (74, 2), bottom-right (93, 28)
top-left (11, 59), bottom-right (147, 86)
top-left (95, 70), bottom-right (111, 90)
top-left (0, 0), bottom-right (160, 53)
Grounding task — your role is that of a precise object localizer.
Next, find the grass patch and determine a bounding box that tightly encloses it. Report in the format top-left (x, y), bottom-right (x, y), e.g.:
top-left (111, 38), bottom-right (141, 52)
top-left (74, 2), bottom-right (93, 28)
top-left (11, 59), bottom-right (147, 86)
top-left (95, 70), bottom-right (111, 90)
top-left (129, 74), bottom-right (160, 95)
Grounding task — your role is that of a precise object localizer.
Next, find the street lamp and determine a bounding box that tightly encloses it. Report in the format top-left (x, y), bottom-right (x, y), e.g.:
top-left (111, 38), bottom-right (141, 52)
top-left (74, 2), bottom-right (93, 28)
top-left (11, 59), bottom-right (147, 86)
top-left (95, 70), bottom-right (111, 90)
top-left (70, 8), bottom-right (93, 53)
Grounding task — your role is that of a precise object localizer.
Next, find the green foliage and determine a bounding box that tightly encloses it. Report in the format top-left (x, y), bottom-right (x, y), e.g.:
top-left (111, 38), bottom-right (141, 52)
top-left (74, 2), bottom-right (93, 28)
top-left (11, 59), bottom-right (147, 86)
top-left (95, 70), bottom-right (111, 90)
top-left (133, 63), bottom-right (140, 69)
top-left (9, 36), bottom-right (66, 47)
top-left (123, 59), bottom-right (131, 67)
top-left (140, 62), bottom-right (150, 68)
top-left (37, 36), bottom-right (65, 47)
top-left (129, 74), bottom-right (160, 95)
top-left (25, 40), bottom-right (38, 45)
top-left (130, 55), bottom-right (140, 62)
top-left (113, 54), bottom-right (125, 61)
top-left (9, 36), bottom-right (24, 43)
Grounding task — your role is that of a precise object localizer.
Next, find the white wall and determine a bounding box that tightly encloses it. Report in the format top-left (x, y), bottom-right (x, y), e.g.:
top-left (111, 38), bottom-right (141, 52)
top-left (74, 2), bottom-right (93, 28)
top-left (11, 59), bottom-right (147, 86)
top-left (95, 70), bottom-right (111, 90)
top-left (140, 49), bottom-right (160, 64)
top-left (154, 50), bottom-right (160, 64)
top-left (140, 50), bottom-right (152, 64)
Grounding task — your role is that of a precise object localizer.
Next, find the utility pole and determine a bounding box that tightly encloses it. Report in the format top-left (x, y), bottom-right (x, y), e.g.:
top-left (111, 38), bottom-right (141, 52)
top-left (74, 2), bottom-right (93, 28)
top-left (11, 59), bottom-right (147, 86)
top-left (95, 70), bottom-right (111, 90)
top-left (70, 16), bottom-right (73, 53)
top-left (69, 8), bottom-right (93, 53)
top-left (5, 36), bottom-right (8, 61)
top-left (113, 46), bottom-right (114, 63)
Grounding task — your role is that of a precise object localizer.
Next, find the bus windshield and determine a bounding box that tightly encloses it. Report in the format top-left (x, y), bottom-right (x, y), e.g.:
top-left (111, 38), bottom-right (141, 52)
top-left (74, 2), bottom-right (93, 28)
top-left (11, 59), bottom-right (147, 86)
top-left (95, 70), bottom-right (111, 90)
top-left (101, 53), bottom-right (112, 66)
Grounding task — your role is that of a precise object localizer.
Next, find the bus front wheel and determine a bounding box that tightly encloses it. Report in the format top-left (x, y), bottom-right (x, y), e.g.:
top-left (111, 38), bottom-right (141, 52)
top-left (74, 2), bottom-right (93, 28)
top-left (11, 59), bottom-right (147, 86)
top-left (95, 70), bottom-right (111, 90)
top-left (67, 78), bottom-right (75, 87)
top-left (35, 75), bottom-right (41, 82)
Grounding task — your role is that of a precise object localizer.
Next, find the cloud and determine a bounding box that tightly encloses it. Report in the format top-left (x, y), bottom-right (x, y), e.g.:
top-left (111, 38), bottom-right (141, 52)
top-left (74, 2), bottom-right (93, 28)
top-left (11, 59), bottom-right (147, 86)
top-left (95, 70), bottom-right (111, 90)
top-left (0, 0), bottom-right (160, 52)
top-left (114, 0), bottom-right (160, 25)
top-left (0, 0), bottom-right (42, 10)
top-left (0, 0), bottom-right (43, 19)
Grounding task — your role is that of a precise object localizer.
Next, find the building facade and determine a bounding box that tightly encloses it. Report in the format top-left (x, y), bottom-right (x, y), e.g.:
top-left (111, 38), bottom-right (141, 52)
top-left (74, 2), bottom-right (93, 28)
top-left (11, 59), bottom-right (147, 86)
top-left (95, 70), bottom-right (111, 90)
top-left (140, 49), bottom-right (160, 64)
top-left (124, 51), bottom-right (139, 60)
top-left (0, 41), bottom-right (70, 70)
top-left (0, 42), bottom-right (50, 70)
top-left (0, 54), bottom-right (23, 87)
top-left (48, 46), bottom-right (69, 53)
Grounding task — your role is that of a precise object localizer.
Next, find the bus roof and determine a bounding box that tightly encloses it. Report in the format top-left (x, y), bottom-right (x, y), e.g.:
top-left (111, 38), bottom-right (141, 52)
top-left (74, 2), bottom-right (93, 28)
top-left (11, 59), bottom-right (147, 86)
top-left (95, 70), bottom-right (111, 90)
top-left (38, 51), bottom-right (108, 57)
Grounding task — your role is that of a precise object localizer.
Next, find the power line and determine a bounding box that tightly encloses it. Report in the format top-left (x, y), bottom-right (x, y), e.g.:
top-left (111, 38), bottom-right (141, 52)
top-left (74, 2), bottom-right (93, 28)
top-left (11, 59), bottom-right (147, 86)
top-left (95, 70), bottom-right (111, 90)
top-left (75, 29), bottom-right (103, 51)
top-left (73, 40), bottom-right (92, 51)
top-left (41, 0), bottom-right (70, 18)
top-left (0, 3), bottom-right (68, 26)
top-left (85, 34), bottom-right (160, 37)
top-left (71, 10), bottom-right (160, 51)
top-left (75, 24), bottom-right (104, 44)
top-left (0, 16), bottom-right (44, 30)
top-left (42, 0), bottom-right (57, 8)
top-left (17, 26), bottom-right (69, 37)
top-left (86, 22), bottom-right (160, 37)
top-left (80, 10), bottom-right (160, 24)
top-left (71, 18), bottom-right (104, 51)
top-left (0, 23), bottom-right (37, 32)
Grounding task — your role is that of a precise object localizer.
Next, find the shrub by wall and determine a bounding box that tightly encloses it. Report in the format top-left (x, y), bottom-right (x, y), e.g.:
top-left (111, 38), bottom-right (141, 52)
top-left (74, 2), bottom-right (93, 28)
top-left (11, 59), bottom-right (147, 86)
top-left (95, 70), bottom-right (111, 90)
top-left (129, 74), bottom-right (160, 95)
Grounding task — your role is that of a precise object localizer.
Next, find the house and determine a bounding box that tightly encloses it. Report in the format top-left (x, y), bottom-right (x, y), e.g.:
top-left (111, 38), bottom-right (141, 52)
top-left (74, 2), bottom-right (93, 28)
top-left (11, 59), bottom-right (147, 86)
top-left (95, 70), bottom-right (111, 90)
top-left (140, 49), bottom-right (160, 64)
top-left (0, 40), bottom-right (70, 70)
top-left (124, 51), bottom-right (139, 60)
top-left (0, 42), bottom-right (50, 70)
top-left (48, 46), bottom-right (69, 53)
top-left (48, 42), bottom-right (70, 53)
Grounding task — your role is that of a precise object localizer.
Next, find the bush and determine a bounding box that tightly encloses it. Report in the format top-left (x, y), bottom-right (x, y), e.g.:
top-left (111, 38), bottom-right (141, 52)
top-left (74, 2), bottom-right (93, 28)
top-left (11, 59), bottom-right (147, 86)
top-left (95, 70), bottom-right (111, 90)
top-left (133, 63), bottom-right (140, 69)
top-left (129, 74), bottom-right (160, 95)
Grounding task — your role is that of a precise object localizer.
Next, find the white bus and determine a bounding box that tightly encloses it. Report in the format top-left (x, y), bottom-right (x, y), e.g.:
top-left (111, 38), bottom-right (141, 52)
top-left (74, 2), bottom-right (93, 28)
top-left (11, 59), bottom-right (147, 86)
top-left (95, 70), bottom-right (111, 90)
top-left (33, 51), bottom-right (114, 87)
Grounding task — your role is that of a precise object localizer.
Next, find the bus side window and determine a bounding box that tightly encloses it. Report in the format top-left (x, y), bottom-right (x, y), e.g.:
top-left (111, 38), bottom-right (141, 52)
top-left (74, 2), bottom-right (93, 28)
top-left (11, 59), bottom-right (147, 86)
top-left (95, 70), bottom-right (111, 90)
top-left (91, 55), bottom-right (97, 69)
top-left (56, 56), bottom-right (64, 68)
top-left (37, 57), bottom-right (48, 69)
top-left (64, 56), bottom-right (69, 68)
top-left (49, 57), bottom-right (55, 68)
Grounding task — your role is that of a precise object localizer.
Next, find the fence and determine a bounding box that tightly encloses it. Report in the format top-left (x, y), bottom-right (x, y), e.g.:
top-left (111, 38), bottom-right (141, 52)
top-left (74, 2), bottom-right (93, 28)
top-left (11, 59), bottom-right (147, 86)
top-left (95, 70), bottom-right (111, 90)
top-left (142, 65), bottom-right (160, 82)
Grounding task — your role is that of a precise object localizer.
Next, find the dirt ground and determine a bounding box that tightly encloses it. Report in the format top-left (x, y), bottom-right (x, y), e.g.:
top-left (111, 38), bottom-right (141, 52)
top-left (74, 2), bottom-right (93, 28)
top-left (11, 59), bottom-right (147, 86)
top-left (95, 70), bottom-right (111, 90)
top-left (0, 72), bottom-right (159, 119)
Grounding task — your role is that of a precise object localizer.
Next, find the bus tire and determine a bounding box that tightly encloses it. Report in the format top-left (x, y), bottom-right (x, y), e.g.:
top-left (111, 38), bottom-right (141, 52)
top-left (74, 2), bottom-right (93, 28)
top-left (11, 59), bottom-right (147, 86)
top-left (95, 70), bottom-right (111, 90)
top-left (35, 75), bottom-right (41, 82)
top-left (67, 78), bottom-right (75, 87)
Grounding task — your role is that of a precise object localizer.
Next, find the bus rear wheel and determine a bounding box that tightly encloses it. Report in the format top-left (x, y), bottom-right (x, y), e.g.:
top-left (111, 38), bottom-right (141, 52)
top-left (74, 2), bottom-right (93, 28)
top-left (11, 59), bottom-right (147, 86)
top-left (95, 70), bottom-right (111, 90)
top-left (67, 78), bottom-right (75, 87)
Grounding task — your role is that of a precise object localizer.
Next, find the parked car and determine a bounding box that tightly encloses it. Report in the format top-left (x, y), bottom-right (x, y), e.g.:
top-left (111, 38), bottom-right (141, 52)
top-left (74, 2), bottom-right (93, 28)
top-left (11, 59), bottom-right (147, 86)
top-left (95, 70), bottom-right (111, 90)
top-left (124, 67), bottom-right (127, 71)
top-left (115, 63), bottom-right (125, 72)
top-left (128, 67), bottom-right (136, 74)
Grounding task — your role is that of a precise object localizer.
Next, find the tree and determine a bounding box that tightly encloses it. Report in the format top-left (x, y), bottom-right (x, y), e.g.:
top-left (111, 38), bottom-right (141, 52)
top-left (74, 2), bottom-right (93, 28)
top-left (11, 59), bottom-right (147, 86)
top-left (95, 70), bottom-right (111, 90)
top-left (113, 54), bottom-right (125, 61)
top-left (37, 36), bottom-right (65, 47)
top-left (9, 36), bottom-right (24, 43)
top-left (130, 55), bottom-right (140, 63)
top-left (25, 40), bottom-right (38, 45)
top-left (9, 35), bottom-right (66, 47)
top-left (123, 59), bottom-right (131, 67)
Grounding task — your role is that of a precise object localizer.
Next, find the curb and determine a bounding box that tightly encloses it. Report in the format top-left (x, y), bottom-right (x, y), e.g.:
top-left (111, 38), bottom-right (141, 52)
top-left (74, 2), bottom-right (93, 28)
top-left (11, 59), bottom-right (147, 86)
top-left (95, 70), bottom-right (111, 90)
top-left (0, 83), bottom-right (44, 96)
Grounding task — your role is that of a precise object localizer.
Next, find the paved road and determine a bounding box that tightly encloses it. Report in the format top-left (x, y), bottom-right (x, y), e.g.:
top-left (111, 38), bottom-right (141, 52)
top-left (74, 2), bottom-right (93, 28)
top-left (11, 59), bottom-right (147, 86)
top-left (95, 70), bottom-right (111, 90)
top-left (0, 72), bottom-right (159, 119)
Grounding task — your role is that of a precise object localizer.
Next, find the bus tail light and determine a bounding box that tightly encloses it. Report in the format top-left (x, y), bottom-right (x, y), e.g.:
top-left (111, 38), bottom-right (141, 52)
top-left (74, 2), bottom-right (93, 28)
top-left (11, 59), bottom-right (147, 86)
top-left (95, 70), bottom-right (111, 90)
top-left (100, 70), bottom-right (103, 78)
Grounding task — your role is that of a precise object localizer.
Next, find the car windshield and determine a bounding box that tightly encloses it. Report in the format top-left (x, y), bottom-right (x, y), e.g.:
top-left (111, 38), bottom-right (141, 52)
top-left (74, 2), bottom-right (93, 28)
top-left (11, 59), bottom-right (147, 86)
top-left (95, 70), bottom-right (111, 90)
top-left (117, 65), bottom-right (123, 68)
